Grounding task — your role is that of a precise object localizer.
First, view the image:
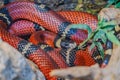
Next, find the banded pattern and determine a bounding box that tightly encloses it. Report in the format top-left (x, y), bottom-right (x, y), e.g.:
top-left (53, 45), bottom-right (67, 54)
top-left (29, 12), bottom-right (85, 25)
top-left (0, 27), bottom-right (59, 80)
top-left (30, 31), bottom-right (95, 67)
top-left (101, 40), bottom-right (113, 68)
top-left (2, 2), bottom-right (97, 44)
top-left (0, 1), bottom-right (99, 80)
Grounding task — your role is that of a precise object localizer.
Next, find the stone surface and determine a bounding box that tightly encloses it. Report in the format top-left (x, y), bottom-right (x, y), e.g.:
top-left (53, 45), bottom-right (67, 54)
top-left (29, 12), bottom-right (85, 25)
top-left (98, 8), bottom-right (120, 24)
top-left (0, 39), bottom-right (45, 80)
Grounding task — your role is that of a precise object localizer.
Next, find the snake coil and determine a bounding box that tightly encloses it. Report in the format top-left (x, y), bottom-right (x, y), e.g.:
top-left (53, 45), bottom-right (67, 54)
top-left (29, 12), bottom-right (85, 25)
top-left (0, 1), bottom-right (100, 80)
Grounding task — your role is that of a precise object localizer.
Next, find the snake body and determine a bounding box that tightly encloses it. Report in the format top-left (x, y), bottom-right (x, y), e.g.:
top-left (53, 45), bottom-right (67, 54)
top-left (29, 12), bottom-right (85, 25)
top-left (2, 2), bottom-right (98, 43)
top-left (0, 27), bottom-right (59, 80)
top-left (29, 31), bottom-right (95, 66)
top-left (9, 10), bottom-right (97, 44)
top-left (0, 1), bottom-right (98, 80)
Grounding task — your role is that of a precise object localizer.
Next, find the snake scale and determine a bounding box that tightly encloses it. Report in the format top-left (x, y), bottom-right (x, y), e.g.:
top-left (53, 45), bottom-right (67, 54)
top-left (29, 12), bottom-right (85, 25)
top-left (0, 1), bottom-right (103, 80)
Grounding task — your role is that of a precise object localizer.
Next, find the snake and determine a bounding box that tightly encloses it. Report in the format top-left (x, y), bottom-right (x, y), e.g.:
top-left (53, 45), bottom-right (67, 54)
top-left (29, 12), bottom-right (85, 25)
top-left (29, 30), bottom-right (95, 66)
top-left (8, 10), bottom-right (97, 44)
top-left (0, 1), bottom-right (100, 80)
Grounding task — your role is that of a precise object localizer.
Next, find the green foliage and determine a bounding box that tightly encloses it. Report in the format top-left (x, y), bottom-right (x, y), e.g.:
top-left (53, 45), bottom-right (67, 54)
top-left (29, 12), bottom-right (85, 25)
top-left (97, 18), bottom-right (120, 46)
top-left (107, 0), bottom-right (120, 8)
top-left (115, 2), bottom-right (120, 8)
top-left (68, 24), bottom-right (93, 49)
top-left (68, 24), bottom-right (92, 37)
top-left (93, 30), bottom-right (107, 44)
top-left (69, 16), bottom-right (120, 59)
top-left (73, 0), bottom-right (120, 59)
top-left (106, 31), bottom-right (120, 45)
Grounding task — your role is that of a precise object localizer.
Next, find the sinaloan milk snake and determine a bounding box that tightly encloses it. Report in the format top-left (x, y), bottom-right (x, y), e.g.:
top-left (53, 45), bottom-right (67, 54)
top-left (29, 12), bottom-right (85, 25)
top-left (0, 1), bottom-right (113, 80)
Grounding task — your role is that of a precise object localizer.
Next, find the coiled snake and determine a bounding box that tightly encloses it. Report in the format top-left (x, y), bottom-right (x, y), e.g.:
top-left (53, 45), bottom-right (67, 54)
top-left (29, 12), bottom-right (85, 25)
top-left (0, 1), bottom-right (100, 80)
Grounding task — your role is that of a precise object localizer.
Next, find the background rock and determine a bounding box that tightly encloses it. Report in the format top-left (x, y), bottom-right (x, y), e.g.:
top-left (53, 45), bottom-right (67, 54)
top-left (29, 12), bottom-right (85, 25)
top-left (0, 39), bottom-right (45, 80)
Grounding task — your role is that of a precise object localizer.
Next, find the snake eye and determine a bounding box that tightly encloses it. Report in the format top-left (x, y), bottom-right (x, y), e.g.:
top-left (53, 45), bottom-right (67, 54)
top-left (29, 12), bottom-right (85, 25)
top-left (61, 42), bottom-right (70, 49)
top-left (64, 43), bottom-right (69, 47)
top-left (60, 39), bottom-right (76, 49)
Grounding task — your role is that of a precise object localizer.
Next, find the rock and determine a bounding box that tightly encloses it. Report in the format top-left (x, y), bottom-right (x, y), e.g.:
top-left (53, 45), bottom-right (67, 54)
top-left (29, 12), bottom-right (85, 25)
top-left (98, 8), bottom-right (120, 24)
top-left (50, 66), bottom-right (91, 78)
top-left (0, 39), bottom-right (45, 80)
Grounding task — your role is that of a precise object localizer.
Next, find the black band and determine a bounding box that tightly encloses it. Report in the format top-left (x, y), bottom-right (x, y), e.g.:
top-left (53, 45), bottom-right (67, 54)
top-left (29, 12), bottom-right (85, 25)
top-left (0, 8), bottom-right (12, 26)
top-left (103, 54), bottom-right (111, 65)
top-left (106, 40), bottom-right (113, 49)
top-left (34, 22), bottom-right (44, 31)
top-left (4, 0), bottom-right (9, 5)
top-left (58, 22), bottom-right (71, 35)
top-left (17, 40), bottom-right (39, 57)
top-left (92, 48), bottom-right (103, 65)
top-left (60, 48), bottom-right (77, 67)
top-left (38, 43), bottom-right (54, 52)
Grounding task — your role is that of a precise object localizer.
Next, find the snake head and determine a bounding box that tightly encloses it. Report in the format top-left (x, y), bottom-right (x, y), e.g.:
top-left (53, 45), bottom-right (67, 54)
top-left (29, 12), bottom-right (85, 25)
top-left (60, 38), bottom-right (77, 49)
